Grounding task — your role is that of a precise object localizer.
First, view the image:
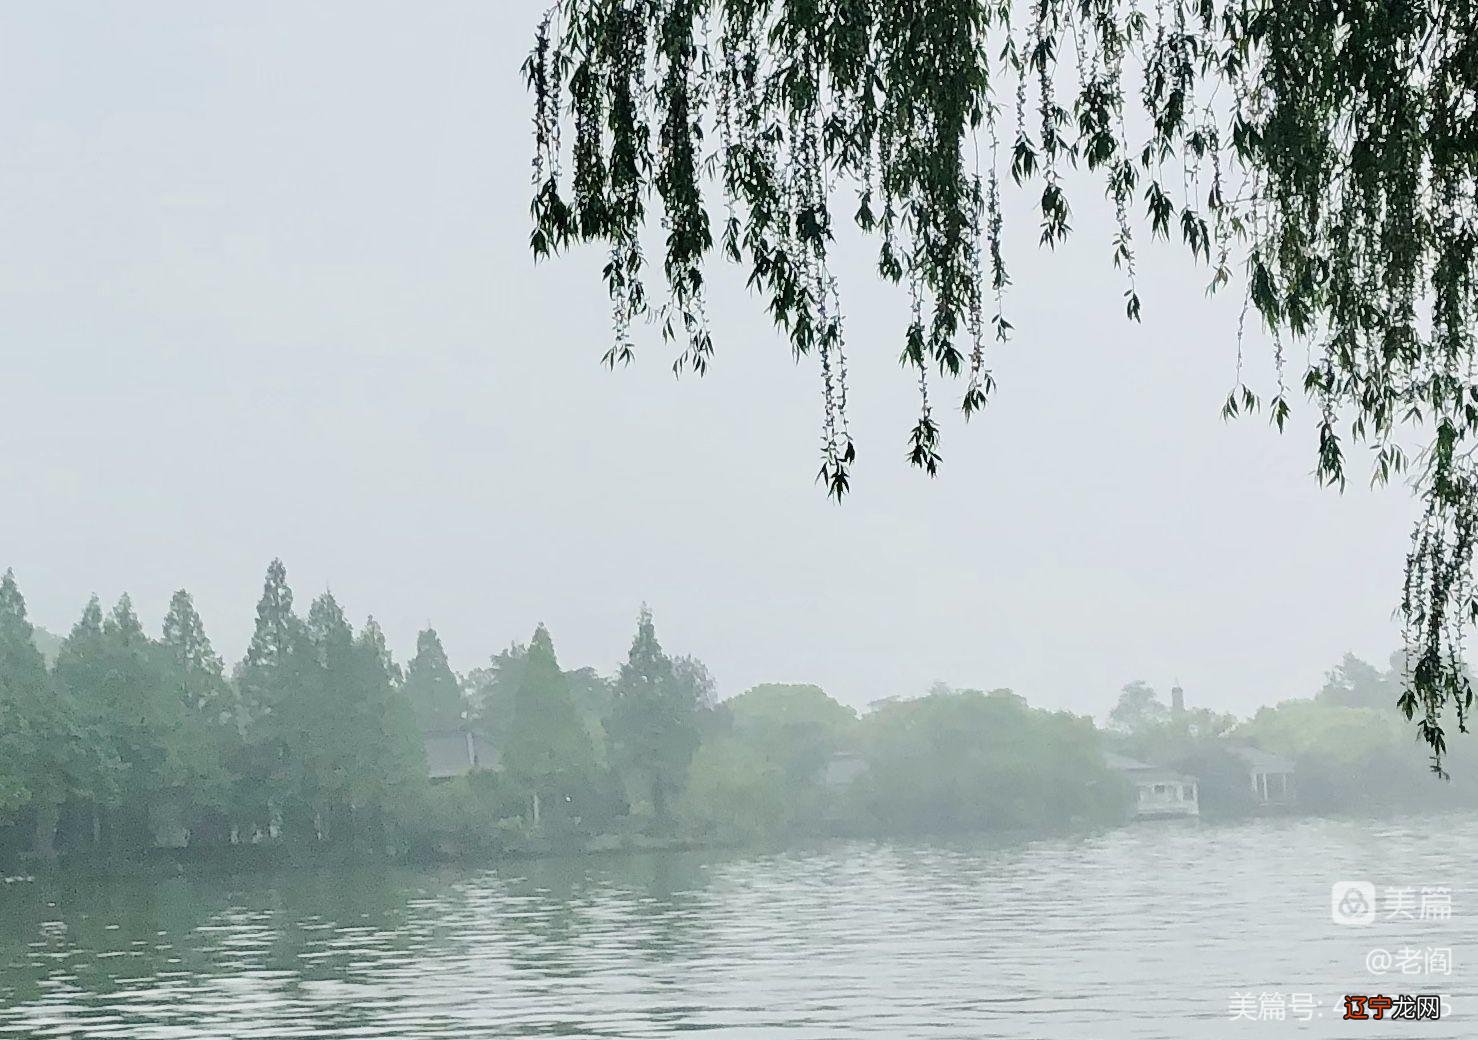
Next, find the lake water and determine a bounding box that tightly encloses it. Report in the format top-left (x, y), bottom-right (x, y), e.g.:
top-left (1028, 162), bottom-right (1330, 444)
top-left (0, 814), bottom-right (1474, 1039)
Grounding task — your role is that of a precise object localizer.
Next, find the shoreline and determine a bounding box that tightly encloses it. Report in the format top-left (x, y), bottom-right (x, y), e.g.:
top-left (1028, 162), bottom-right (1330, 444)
top-left (10, 806), bottom-right (1475, 883)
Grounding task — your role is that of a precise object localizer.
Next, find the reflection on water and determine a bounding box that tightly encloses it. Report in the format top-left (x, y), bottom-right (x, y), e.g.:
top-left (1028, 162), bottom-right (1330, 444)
top-left (0, 815), bottom-right (1474, 1038)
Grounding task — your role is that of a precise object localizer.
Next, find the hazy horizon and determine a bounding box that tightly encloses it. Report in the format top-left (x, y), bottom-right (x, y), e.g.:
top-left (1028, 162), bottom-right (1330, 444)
top-left (0, 1), bottom-right (1416, 718)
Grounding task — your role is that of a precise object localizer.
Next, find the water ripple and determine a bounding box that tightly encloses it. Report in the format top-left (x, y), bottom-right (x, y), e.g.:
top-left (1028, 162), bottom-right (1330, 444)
top-left (0, 814), bottom-right (1474, 1038)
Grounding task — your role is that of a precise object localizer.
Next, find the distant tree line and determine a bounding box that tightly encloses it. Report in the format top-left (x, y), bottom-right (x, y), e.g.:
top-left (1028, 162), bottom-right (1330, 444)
top-left (0, 561), bottom-right (720, 864)
top-left (3, 560), bottom-right (1471, 869)
top-left (1105, 656), bottom-right (1478, 817)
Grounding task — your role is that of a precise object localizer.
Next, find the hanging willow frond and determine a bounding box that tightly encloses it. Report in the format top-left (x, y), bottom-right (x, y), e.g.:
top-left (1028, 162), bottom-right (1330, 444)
top-left (526, 0), bottom-right (1478, 773)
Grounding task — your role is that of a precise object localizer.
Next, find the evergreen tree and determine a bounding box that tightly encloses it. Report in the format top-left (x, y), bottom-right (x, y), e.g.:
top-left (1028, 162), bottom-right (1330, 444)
top-left (48, 598), bottom-right (109, 849)
top-left (55, 596), bottom-right (105, 672)
top-left (233, 559), bottom-right (307, 840)
top-left (0, 571), bottom-right (44, 812)
top-left (53, 597), bottom-right (123, 813)
top-left (466, 642), bottom-right (526, 749)
top-left (0, 571), bottom-right (81, 847)
top-left (101, 595), bottom-right (163, 836)
top-left (161, 590), bottom-right (231, 722)
top-left (607, 607), bottom-right (701, 824)
top-left (295, 590), bottom-right (359, 843)
top-left (237, 559), bottom-right (300, 728)
top-left (284, 598), bottom-right (425, 848)
top-left (1317, 654), bottom-right (1401, 713)
top-left (502, 624), bottom-right (592, 827)
top-left (404, 628), bottom-right (464, 732)
top-left (672, 655), bottom-right (718, 711)
top-left (1108, 681), bottom-right (1169, 735)
top-left (54, 595), bottom-right (193, 851)
top-left (159, 589), bottom-right (235, 844)
top-left (351, 617), bottom-right (424, 849)
top-left (357, 616), bottom-right (404, 687)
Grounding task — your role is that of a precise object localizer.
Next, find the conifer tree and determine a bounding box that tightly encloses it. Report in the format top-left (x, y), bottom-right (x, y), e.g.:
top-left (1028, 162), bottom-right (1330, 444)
top-left (0, 571), bottom-right (80, 851)
top-left (467, 642), bottom-right (526, 749)
top-left (159, 589), bottom-right (236, 845)
top-left (237, 559), bottom-right (300, 728)
top-left (53, 596), bottom-right (121, 803)
top-left (608, 607), bottom-right (701, 824)
top-left (297, 591), bottom-right (358, 842)
top-left (233, 559), bottom-right (307, 840)
top-left (161, 590), bottom-right (231, 722)
top-left (503, 624), bottom-right (592, 827)
top-left (404, 627), bottom-right (465, 732)
top-left (352, 617), bottom-right (424, 847)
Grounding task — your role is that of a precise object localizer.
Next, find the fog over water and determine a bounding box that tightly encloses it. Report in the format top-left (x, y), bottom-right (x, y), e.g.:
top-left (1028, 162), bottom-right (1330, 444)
top-left (2, 7), bottom-right (1475, 1040)
top-left (1, 816), bottom-right (1473, 1039)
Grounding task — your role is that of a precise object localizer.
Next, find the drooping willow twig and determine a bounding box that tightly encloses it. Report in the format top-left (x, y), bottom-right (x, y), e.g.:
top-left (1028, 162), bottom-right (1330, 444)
top-left (527, 0), bottom-right (1478, 774)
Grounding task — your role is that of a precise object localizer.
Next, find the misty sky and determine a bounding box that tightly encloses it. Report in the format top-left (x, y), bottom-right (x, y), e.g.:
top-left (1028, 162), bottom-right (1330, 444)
top-left (0, 2), bottom-right (1418, 719)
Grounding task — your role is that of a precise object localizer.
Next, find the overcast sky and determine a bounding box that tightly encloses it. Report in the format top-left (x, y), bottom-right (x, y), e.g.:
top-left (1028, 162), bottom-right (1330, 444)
top-left (0, 2), bottom-right (1417, 719)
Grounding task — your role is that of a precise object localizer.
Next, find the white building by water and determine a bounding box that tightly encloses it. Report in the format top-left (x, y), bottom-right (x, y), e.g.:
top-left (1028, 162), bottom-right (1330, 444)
top-left (1104, 752), bottom-right (1201, 819)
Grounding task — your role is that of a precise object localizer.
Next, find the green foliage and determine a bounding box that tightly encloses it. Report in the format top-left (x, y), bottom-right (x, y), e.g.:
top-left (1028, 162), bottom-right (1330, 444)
top-left (680, 736), bottom-right (792, 842)
top-left (1237, 694), bottom-right (1478, 813)
top-left (1106, 679), bottom-right (1237, 765)
top-left (270, 595), bottom-right (426, 847)
top-left (411, 773), bottom-right (520, 855)
top-left (502, 624), bottom-right (597, 827)
top-left (466, 642), bottom-right (527, 748)
top-left (161, 590), bottom-right (232, 723)
top-left (289, 592), bottom-right (361, 838)
top-left (8, 558), bottom-right (1467, 866)
top-left (724, 682), bottom-right (857, 782)
top-left (528, 0), bottom-right (1478, 770)
top-left (1243, 698), bottom-right (1398, 768)
top-left (680, 681), bottom-right (856, 840)
top-left (470, 642), bottom-right (615, 769)
top-left (565, 665), bottom-right (616, 767)
top-left (1169, 742), bottom-right (1258, 819)
top-left (0, 571), bottom-right (53, 814)
top-left (221, 564), bottom-right (425, 849)
top-left (51, 597), bottom-right (126, 807)
top-left (404, 628), bottom-right (465, 732)
top-left (232, 559), bottom-right (310, 836)
top-left (606, 607), bottom-right (701, 823)
top-left (1107, 680), bottom-right (1167, 733)
top-left (40, 592), bottom-right (236, 851)
top-left (158, 590), bottom-right (236, 832)
top-left (854, 687), bottom-right (1124, 833)
top-left (1110, 655), bottom-right (1478, 817)
top-left (28, 625), bottom-right (62, 667)
top-left (347, 617), bottom-right (427, 845)
top-left (1316, 653), bottom-right (1401, 712)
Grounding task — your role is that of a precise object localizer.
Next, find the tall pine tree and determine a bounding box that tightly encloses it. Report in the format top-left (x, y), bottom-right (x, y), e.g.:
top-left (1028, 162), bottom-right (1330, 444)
top-left (159, 589), bottom-right (236, 845)
top-left (162, 590), bottom-right (232, 722)
top-left (502, 624), bottom-right (592, 827)
top-left (0, 571), bottom-right (43, 813)
top-left (237, 559), bottom-right (299, 728)
top-left (53, 597), bottom-right (123, 823)
top-left (296, 590), bottom-right (359, 843)
top-left (608, 607), bottom-right (701, 825)
top-left (351, 617), bottom-right (424, 849)
top-left (404, 628), bottom-right (465, 732)
top-left (233, 559), bottom-right (307, 840)
top-left (466, 642), bottom-right (526, 750)
top-left (0, 571), bottom-right (85, 857)
top-left (54, 595), bottom-right (188, 850)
